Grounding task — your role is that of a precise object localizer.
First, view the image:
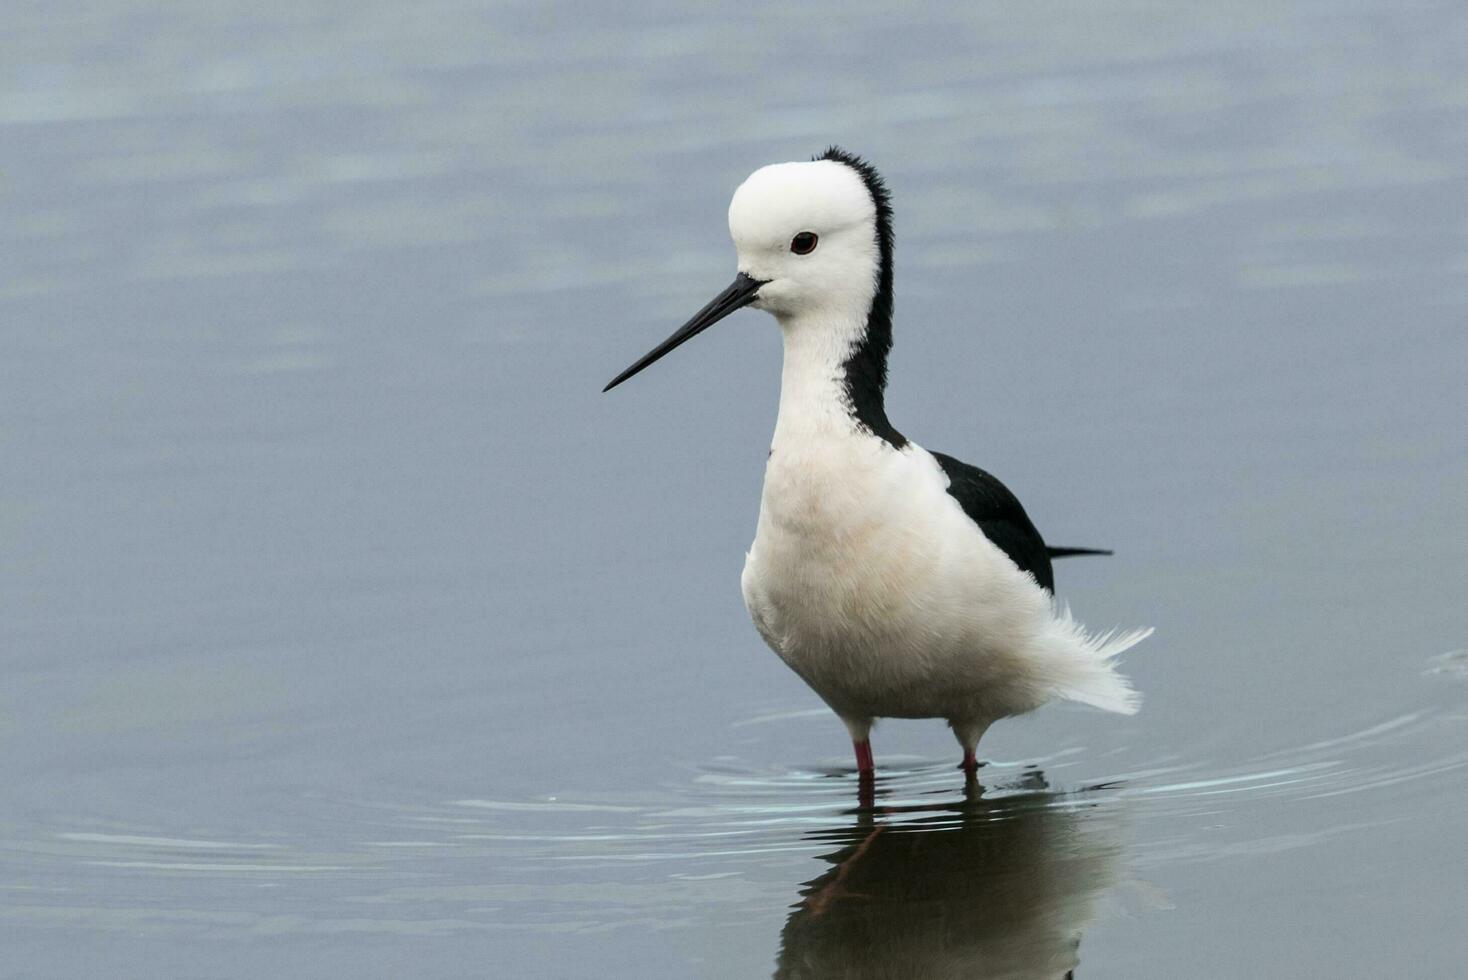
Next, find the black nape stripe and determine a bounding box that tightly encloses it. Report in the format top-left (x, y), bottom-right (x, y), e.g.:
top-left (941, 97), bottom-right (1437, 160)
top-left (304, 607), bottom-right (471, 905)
top-left (817, 146), bottom-right (907, 450)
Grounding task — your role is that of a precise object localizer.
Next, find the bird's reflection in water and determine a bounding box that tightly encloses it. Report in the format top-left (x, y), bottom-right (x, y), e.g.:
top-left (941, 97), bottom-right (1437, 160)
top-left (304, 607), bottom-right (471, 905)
top-left (774, 772), bottom-right (1123, 980)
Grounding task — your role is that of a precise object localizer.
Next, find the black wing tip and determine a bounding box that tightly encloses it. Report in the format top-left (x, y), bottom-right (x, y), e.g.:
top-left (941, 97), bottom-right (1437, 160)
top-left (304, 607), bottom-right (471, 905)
top-left (1051, 542), bottom-right (1115, 557)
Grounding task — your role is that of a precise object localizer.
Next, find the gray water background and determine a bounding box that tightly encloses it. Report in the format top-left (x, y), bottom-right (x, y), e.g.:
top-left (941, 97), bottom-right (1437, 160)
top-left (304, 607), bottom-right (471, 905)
top-left (3, 1), bottom-right (1466, 976)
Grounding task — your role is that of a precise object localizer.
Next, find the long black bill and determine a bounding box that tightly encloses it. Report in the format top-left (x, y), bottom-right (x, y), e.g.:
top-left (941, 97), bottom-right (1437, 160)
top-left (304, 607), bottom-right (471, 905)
top-left (603, 272), bottom-right (765, 392)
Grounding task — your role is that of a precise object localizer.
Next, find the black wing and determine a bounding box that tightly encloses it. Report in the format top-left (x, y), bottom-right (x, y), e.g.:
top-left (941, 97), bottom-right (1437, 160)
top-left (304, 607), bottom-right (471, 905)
top-left (1046, 546), bottom-right (1112, 558)
top-left (931, 451), bottom-right (1055, 593)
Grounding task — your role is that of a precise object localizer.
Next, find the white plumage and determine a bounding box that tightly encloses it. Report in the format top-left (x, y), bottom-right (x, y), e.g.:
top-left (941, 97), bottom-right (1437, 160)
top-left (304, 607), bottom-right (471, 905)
top-left (607, 149), bottom-right (1150, 773)
top-left (739, 336), bottom-right (1148, 758)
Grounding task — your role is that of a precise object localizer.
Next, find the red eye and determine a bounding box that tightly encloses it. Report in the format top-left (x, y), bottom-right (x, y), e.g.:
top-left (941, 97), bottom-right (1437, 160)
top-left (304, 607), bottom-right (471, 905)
top-left (790, 232), bottom-right (818, 255)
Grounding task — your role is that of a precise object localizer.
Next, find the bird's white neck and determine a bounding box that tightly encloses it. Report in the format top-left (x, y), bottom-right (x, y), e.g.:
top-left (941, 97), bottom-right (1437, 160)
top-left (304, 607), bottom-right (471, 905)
top-left (771, 311), bottom-right (869, 449)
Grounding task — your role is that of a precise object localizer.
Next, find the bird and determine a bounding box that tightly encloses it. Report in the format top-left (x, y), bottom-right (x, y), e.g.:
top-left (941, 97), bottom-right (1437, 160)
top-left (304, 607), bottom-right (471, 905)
top-left (604, 147), bottom-right (1150, 776)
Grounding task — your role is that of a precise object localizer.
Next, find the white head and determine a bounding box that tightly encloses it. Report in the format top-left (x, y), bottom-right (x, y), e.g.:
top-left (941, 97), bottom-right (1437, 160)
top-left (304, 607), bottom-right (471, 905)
top-left (727, 158), bottom-right (882, 324)
top-left (603, 148), bottom-right (893, 394)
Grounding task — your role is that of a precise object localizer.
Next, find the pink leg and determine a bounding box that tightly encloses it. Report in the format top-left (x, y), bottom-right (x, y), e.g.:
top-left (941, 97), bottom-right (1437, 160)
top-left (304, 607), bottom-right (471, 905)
top-left (853, 739), bottom-right (874, 774)
top-left (802, 823), bottom-right (887, 916)
top-left (952, 719), bottom-right (990, 774)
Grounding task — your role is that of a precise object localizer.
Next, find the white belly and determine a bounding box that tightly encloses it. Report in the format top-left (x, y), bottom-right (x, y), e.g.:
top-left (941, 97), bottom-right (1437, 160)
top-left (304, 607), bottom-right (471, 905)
top-left (741, 436), bottom-right (1059, 725)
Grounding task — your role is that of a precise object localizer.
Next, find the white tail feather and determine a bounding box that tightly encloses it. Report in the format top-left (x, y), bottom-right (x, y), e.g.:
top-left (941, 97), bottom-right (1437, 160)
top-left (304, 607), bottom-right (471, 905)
top-left (1041, 605), bottom-right (1153, 715)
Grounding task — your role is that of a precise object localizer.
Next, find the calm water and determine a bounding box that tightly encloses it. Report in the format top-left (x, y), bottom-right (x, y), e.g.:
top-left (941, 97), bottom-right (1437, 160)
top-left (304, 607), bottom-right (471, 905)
top-left (3, 2), bottom-right (1466, 976)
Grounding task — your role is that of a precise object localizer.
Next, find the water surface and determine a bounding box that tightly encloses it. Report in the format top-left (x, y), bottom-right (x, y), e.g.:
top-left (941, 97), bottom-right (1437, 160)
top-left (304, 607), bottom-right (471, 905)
top-left (3, 1), bottom-right (1466, 976)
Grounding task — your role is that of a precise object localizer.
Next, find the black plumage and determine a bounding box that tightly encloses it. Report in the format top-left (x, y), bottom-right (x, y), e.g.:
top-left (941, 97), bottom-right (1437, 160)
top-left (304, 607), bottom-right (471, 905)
top-left (931, 451), bottom-right (1057, 593)
top-left (818, 146), bottom-right (907, 451)
top-left (820, 147), bottom-right (1111, 593)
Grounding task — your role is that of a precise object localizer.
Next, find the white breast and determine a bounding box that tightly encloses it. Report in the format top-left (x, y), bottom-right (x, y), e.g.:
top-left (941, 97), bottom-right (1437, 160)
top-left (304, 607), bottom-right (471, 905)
top-left (741, 430), bottom-right (1058, 725)
top-left (738, 302), bottom-right (1143, 730)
